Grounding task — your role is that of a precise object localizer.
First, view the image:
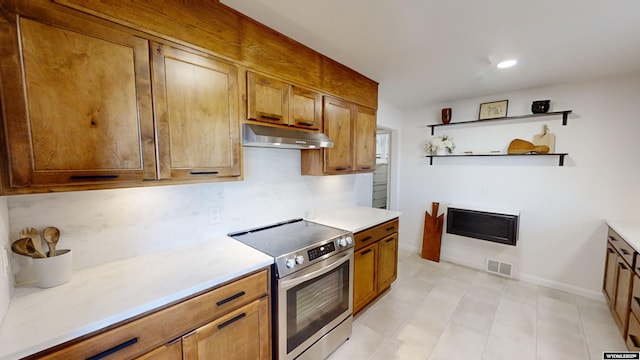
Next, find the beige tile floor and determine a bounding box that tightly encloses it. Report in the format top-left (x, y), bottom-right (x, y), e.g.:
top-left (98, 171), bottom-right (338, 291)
top-left (327, 248), bottom-right (627, 360)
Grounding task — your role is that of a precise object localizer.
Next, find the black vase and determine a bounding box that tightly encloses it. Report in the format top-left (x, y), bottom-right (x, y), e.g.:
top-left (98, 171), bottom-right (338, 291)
top-left (532, 100), bottom-right (550, 114)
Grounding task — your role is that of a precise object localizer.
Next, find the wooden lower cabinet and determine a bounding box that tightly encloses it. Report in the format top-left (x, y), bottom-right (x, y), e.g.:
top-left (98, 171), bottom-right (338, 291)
top-left (353, 243), bottom-right (378, 313)
top-left (32, 269), bottom-right (270, 360)
top-left (378, 234), bottom-right (398, 291)
top-left (136, 339), bottom-right (182, 360)
top-left (182, 297), bottom-right (270, 359)
top-left (613, 256), bottom-right (634, 336)
top-left (353, 218), bottom-right (399, 314)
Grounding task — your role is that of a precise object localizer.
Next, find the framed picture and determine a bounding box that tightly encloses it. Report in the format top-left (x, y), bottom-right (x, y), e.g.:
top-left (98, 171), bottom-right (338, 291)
top-left (479, 100), bottom-right (508, 120)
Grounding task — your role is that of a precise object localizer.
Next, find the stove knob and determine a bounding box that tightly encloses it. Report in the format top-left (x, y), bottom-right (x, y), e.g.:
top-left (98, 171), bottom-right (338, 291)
top-left (345, 236), bottom-right (353, 245)
top-left (295, 255), bottom-right (304, 265)
top-left (338, 238), bottom-right (347, 247)
top-left (286, 258), bottom-right (296, 268)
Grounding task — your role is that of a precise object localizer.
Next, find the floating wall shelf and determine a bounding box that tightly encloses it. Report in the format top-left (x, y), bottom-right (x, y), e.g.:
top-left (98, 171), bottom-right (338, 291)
top-left (425, 153), bottom-right (569, 166)
top-left (427, 110), bottom-right (572, 135)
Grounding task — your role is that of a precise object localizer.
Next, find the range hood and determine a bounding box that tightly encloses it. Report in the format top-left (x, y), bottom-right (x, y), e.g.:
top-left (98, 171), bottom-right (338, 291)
top-left (242, 123), bottom-right (333, 149)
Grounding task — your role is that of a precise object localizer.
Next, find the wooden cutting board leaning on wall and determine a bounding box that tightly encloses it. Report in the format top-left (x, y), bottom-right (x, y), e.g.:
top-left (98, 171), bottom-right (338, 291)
top-left (533, 125), bottom-right (556, 153)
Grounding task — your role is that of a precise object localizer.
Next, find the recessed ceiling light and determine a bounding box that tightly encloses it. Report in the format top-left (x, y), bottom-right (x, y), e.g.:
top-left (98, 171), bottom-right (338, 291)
top-left (497, 59), bottom-right (517, 69)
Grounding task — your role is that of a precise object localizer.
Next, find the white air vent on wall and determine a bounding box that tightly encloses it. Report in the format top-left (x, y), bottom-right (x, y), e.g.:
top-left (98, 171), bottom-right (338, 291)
top-left (485, 258), bottom-right (513, 277)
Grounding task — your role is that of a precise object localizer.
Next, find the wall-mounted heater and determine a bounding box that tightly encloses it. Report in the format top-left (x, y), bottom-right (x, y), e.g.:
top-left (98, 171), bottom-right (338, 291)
top-left (446, 205), bottom-right (519, 246)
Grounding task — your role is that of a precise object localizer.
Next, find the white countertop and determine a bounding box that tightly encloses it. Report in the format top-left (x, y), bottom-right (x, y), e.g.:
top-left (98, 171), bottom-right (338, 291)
top-left (308, 206), bottom-right (401, 233)
top-left (0, 236), bottom-right (273, 360)
top-left (607, 220), bottom-right (640, 252)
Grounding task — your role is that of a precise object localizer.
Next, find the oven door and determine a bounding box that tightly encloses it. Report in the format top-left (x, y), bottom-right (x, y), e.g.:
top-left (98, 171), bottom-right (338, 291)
top-left (277, 250), bottom-right (353, 360)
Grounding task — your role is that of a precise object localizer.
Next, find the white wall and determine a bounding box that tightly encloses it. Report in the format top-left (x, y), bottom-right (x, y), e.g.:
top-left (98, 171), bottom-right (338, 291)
top-left (6, 147), bottom-right (368, 284)
top-left (0, 197), bottom-right (10, 325)
top-left (399, 74), bottom-right (640, 298)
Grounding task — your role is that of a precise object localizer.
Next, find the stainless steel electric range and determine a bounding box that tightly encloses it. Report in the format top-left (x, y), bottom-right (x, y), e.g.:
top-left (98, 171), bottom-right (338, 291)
top-left (229, 218), bottom-right (354, 360)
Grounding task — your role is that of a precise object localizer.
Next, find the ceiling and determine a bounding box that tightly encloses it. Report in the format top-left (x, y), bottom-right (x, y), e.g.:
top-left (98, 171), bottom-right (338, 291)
top-left (221, 0), bottom-right (640, 110)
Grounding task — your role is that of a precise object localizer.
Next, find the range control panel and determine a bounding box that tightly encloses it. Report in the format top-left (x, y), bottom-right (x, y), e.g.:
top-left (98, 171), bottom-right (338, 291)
top-left (308, 242), bottom-right (336, 261)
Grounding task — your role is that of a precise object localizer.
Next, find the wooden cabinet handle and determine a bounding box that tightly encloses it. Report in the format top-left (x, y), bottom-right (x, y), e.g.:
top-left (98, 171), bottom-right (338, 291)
top-left (621, 248), bottom-right (631, 256)
top-left (386, 237), bottom-right (395, 243)
top-left (610, 236), bottom-right (618, 242)
top-left (216, 291), bottom-right (246, 306)
top-left (619, 262), bottom-right (629, 270)
top-left (630, 334), bottom-right (640, 348)
top-left (385, 226), bottom-right (395, 231)
top-left (86, 338), bottom-right (138, 360)
top-left (360, 249), bottom-right (372, 256)
top-left (70, 175), bottom-right (118, 181)
top-left (258, 113), bottom-right (282, 121)
top-left (607, 248), bottom-right (615, 254)
top-left (360, 236), bottom-right (372, 243)
top-left (295, 120), bottom-right (314, 126)
top-left (335, 167), bottom-right (348, 171)
top-left (361, 166), bottom-right (371, 170)
top-left (217, 313), bottom-right (246, 330)
top-left (189, 171), bottom-right (219, 176)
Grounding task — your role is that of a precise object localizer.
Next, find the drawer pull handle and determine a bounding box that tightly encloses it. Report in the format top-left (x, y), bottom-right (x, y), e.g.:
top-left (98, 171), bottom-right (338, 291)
top-left (361, 166), bottom-right (372, 170)
top-left (86, 337), bottom-right (138, 360)
top-left (607, 248), bottom-right (615, 254)
top-left (360, 236), bottom-right (372, 242)
top-left (386, 238), bottom-right (395, 243)
top-left (259, 114), bottom-right (282, 121)
top-left (386, 227), bottom-right (395, 231)
top-left (335, 167), bottom-right (348, 171)
top-left (295, 121), bottom-right (315, 126)
top-left (620, 262), bottom-right (629, 270)
top-left (621, 249), bottom-right (631, 255)
top-left (361, 249), bottom-right (372, 255)
top-left (70, 175), bottom-right (118, 181)
top-left (216, 291), bottom-right (246, 306)
top-left (217, 313), bottom-right (246, 330)
top-left (610, 236), bottom-right (618, 241)
top-left (630, 334), bottom-right (640, 348)
top-left (190, 171), bottom-right (218, 176)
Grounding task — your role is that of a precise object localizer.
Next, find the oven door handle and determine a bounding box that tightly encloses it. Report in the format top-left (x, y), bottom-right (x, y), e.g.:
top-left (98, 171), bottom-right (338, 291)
top-left (280, 251), bottom-right (352, 290)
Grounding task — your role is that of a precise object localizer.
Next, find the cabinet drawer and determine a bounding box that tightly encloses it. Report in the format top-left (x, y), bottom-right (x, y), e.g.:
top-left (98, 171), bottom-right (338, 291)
top-left (354, 218), bottom-right (399, 250)
top-left (609, 228), bottom-right (636, 269)
top-left (37, 270), bottom-right (269, 359)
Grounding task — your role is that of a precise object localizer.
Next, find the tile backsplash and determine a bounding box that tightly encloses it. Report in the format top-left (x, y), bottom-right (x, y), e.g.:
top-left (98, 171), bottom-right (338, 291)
top-left (7, 147), bottom-right (372, 284)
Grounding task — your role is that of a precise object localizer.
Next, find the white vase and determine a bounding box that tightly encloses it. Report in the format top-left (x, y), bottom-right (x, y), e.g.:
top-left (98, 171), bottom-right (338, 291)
top-left (435, 148), bottom-right (447, 156)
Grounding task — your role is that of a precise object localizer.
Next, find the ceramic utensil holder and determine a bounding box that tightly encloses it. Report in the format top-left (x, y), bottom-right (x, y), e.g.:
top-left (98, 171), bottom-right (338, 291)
top-left (33, 249), bottom-right (72, 288)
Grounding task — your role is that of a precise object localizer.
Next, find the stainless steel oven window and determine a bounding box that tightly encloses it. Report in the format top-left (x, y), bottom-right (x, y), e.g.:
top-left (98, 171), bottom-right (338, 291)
top-left (285, 260), bottom-right (350, 353)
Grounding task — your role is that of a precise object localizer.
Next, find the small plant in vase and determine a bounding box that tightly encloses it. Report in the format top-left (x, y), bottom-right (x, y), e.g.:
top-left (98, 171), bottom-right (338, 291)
top-left (427, 135), bottom-right (455, 155)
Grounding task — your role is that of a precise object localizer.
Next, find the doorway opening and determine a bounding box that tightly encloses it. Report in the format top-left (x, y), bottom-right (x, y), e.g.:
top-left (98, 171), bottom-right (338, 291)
top-left (373, 128), bottom-right (392, 209)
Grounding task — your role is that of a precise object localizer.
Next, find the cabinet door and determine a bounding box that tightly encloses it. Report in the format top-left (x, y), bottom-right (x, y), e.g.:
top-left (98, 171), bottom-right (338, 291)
top-left (152, 43), bottom-right (241, 180)
top-left (378, 233), bottom-right (398, 292)
top-left (354, 105), bottom-right (376, 172)
top-left (354, 243), bottom-right (378, 314)
top-left (182, 297), bottom-right (270, 360)
top-left (604, 242), bottom-right (618, 306)
top-left (290, 85), bottom-right (322, 130)
top-left (135, 339), bottom-right (182, 360)
top-left (323, 96), bottom-right (353, 174)
top-left (613, 256), bottom-right (633, 336)
top-left (247, 71), bottom-right (288, 125)
top-left (0, 14), bottom-right (156, 189)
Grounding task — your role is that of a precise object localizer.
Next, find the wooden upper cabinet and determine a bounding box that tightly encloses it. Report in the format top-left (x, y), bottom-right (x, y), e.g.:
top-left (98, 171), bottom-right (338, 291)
top-left (152, 43), bottom-right (241, 180)
top-left (0, 13), bottom-right (156, 190)
top-left (354, 106), bottom-right (377, 172)
top-left (247, 72), bottom-right (321, 130)
top-left (323, 97), bottom-right (354, 173)
top-left (247, 72), bottom-right (289, 125)
top-left (301, 96), bottom-right (376, 175)
top-left (289, 85), bottom-right (322, 130)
